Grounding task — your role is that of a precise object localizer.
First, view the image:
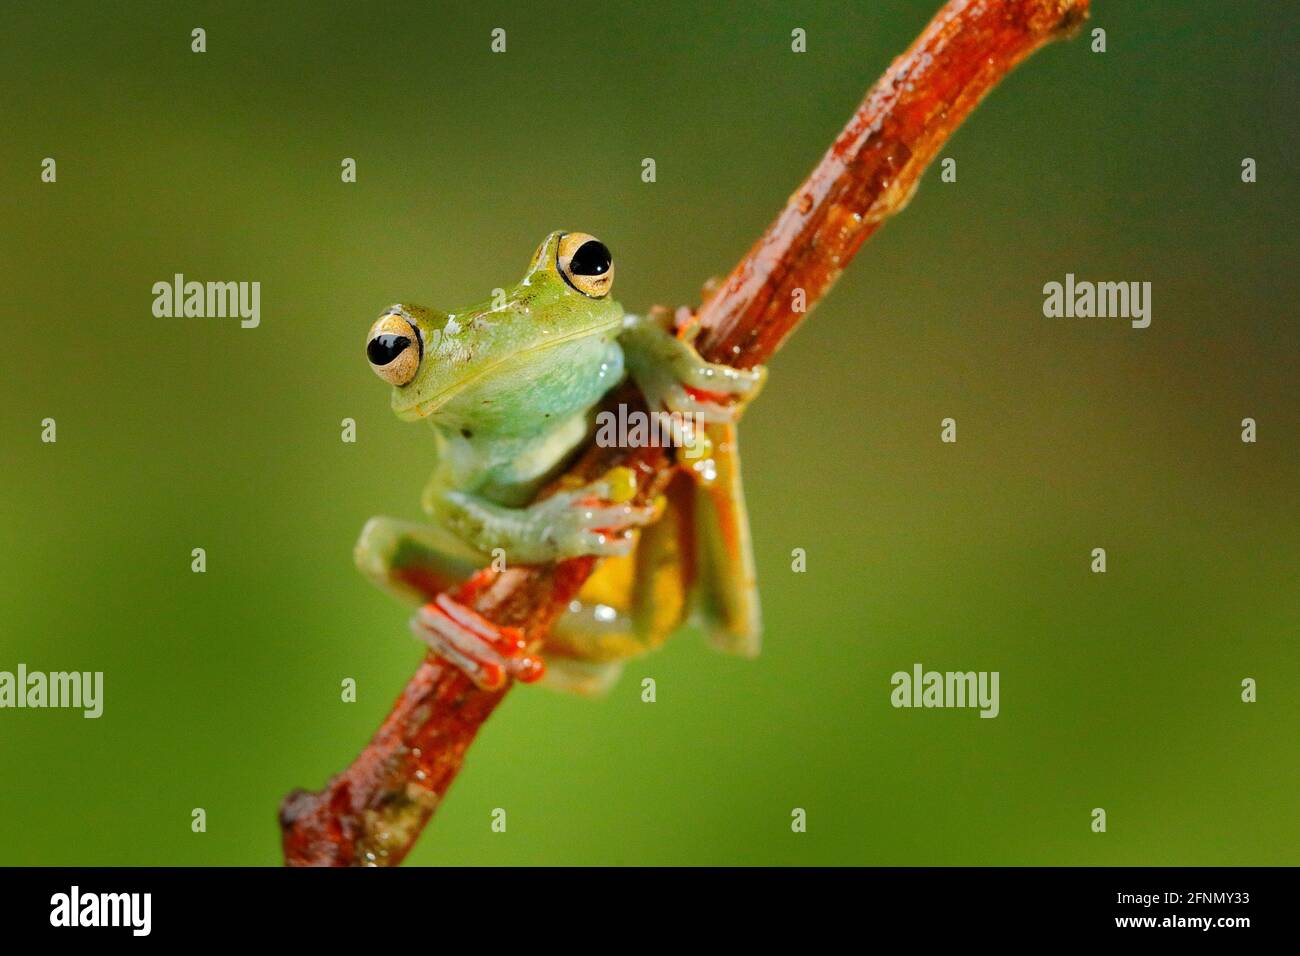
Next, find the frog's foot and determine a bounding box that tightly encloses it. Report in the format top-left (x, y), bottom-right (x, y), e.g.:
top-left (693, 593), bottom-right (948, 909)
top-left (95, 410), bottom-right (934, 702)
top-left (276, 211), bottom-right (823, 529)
top-left (410, 594), bottom-right (545, 691)
top-left (623, 312), bottom-right (766, 427)
top-left (641, 355), bottom-right (766, 426)
top-left (519, 478), bottom-right (662, 560)
top-left (440, 476), bottom-right (660, 564)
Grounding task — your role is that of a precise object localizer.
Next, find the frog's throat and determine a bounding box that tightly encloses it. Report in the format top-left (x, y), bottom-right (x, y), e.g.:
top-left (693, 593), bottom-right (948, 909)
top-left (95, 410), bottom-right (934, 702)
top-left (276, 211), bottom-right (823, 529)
top-left (395, 316), bottom-right (623, 421)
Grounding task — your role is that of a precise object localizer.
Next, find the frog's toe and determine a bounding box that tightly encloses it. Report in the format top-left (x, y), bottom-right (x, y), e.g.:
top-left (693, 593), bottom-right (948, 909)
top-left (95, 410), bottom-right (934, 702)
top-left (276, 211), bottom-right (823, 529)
top-left (519, 488), bottom-right (658, 560)
top-left (410, 595), bottom-right (545, 691)
top-left (679, 360), bottom-right (766, 398)
top-left (573, 500), bottom-right (658, 530)
top-left (566, 499), bottom-right (658, 556)
top-left (577, 528), bottom-right (638, 557)
top-left (661, 384), bottom-right (747, 424)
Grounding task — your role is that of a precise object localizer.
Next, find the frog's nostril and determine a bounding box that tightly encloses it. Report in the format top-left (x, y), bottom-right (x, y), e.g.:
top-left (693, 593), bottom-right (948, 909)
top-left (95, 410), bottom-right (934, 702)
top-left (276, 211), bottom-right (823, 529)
top-left (368, 334), bottom-right (411, 366)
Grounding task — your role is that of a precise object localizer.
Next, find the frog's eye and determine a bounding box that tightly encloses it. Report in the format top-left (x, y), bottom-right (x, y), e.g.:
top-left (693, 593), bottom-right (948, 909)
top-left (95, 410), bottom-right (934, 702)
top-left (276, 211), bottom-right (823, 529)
top-left (557, 232), bottom-right (614, 298)
top-left (366, 313), bottom-right (421, 387)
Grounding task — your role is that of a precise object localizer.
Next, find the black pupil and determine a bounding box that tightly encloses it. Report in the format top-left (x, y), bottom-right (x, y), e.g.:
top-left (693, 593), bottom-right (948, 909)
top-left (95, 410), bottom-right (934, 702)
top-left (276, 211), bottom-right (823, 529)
top-left (368, 333), bottom-right (410, 366)
top-left (569, 239), bottom-right (611, 276)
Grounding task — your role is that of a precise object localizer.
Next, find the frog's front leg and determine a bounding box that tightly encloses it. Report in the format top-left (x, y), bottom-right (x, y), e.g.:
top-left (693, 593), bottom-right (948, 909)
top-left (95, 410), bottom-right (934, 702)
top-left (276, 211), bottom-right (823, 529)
top-left (619, 309), bottom-right (766, 432)
top-left (430, 475), bottom-right (661, 565)
top-left (392, 470), bottom-right (660, 686)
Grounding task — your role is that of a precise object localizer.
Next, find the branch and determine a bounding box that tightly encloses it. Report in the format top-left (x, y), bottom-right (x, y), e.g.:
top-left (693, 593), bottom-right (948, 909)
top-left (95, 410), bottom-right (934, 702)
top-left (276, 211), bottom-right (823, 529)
top-left (279, 0), bottom-right (1089, 867)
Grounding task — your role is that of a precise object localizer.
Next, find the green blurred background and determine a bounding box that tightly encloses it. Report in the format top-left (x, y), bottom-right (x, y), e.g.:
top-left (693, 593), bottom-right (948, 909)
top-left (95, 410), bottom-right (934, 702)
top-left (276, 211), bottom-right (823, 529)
top-left (1, 0), bottom-right (1296, 865)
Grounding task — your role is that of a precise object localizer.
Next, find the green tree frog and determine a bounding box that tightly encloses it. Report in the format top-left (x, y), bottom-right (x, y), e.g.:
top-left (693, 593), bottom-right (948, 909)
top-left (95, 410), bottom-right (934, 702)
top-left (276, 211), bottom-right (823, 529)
top-left (356, 231), bottom-right (765, 694)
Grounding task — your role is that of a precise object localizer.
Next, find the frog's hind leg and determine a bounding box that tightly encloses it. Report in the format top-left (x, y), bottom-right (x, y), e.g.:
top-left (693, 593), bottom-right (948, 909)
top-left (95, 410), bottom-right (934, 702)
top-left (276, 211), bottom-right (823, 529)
top-left (535, 655), bottom-right (625, 696)
top-left (355, 517), bottom-right (549, 689)
top-left (354, 516), bottom-right (483, 605)
top-left (539, 475), bottom-right (696, 695)
top-left (689, 421), bottom-right (762, 657)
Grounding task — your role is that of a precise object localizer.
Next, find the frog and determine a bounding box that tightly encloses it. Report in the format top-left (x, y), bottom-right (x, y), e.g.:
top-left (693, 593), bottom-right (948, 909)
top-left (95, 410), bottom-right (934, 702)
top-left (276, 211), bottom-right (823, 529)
top-left (355, 230), bottom-right (766, 695)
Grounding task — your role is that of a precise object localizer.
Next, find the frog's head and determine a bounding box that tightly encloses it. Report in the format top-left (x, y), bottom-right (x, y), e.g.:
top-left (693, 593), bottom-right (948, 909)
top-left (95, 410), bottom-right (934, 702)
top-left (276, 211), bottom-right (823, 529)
top-left (365, 231), bottom-right (624, 434)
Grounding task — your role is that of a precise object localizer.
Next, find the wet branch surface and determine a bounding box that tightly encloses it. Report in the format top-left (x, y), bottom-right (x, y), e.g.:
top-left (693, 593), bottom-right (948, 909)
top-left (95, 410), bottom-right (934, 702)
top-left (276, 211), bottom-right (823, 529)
top-left (279, 0), bottom-right (1088, 866)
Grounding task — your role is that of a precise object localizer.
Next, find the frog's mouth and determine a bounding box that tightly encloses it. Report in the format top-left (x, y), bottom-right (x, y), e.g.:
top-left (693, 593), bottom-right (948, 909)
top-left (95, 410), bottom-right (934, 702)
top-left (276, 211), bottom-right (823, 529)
top-left (394, 315), bottom-right (623, 421)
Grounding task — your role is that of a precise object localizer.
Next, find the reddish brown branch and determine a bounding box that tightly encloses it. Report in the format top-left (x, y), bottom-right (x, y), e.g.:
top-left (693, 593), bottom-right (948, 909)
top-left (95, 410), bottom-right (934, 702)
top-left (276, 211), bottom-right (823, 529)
top-left (279, 0), bottom-right (1088, 866)
top-left (695, 0), bottom-right (1089, 364)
